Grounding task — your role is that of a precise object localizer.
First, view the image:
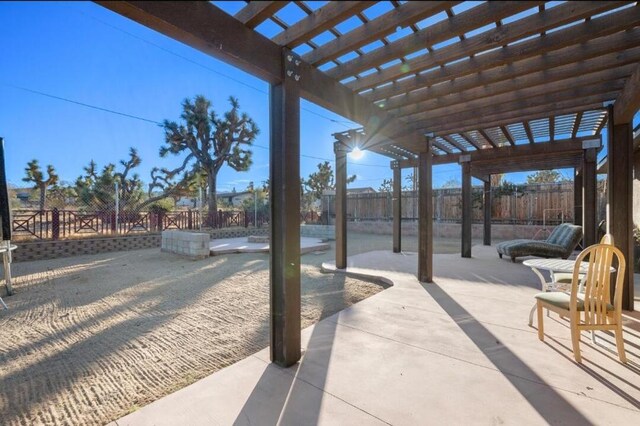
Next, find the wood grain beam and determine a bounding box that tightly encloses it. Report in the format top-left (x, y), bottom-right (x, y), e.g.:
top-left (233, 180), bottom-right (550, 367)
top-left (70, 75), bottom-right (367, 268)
top-left (327, 1), bottom-right (537, 81)
top-left (523, 121), bottom-right (535, 144)
top-left (571, 111), bottom-right (583, 138)
top-left (459, 132), bottom-right (482, 150)
top-left (500, 126), bottom-right (515, 146)
top-left (303, 1), bottom-right (454, 65)
top-left (429, 102), bottom-right (610, 137)
top-left (549, 116), bottom-right (555, 141)
top-left (389, 53), bottom-right (640, 116)
top-left (366, 6), bottom-right (640, 101)
top-left (478, 129), bottom-right (498, 148)
top-left (409, 81), bottom-right (624, 131)
top-left (272, 1), bottom-right (369, 48)
top-left (350, 1), bottom-right (623, 92)
top-left (614, 63), bottom-right (640, 123)
top-left (441, 135), bottom-right (468, 152)
top-left (235, 1), bottom-right (289, 29)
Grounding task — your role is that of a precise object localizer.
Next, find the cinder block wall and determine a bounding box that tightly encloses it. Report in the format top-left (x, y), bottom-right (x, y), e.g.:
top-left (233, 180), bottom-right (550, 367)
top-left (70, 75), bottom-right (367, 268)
top-left (13, 234), bottom-right (162, 262)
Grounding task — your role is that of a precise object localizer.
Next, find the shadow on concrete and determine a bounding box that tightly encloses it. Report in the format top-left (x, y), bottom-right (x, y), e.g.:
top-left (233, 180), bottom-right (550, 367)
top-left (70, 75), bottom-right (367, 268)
top-left (234, 275), bottom-right (345, 425)
top-left (424, 282), bottom-right (591, 424)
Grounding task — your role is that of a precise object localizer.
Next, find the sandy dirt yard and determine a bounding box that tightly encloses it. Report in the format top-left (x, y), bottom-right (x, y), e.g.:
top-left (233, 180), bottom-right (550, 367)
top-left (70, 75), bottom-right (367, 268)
top-left (0, 233), bottom-right (462, 425)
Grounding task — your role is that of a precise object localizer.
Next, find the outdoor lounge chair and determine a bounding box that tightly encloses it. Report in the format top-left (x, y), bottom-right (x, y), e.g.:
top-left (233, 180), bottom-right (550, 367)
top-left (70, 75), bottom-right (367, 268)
top-left (535, 238), bottom-right (627, 363)
top-left (496, 223), bottom-right (583, 263)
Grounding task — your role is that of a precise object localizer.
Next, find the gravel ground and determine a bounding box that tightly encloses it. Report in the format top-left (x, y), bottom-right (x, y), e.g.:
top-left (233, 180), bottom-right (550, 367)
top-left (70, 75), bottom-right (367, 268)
top-left (0, 233), bottom-right (463, 425)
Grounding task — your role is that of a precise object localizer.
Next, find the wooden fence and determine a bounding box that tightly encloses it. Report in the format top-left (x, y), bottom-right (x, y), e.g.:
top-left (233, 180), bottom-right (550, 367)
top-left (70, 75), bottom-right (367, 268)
top-left (322, 182), bottom-right (607, 225)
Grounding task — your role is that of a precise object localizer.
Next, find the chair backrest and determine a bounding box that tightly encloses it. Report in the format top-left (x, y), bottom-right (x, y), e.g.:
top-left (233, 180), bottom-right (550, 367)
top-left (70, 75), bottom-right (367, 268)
top-left (570, 241), bottom-right (626, 324)
top-left (546, 223), bottom-right (583, 254)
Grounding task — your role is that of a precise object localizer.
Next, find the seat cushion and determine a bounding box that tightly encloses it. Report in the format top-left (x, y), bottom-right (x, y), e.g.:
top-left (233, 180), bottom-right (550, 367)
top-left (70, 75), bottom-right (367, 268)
top-left (496, 240), bottom-right (567, 258)
top-left (534, 292), bottom-right (613, 311)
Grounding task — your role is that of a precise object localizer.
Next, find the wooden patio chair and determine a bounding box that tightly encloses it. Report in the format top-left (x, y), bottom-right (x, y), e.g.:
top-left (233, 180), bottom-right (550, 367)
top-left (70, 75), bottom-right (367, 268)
top-left (534, 237), bottom-right (627, 363)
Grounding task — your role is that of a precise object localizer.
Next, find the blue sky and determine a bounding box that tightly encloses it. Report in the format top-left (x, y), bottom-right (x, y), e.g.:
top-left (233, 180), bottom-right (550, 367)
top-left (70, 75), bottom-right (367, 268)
top-left (0, 2), bottom-right (589, 194)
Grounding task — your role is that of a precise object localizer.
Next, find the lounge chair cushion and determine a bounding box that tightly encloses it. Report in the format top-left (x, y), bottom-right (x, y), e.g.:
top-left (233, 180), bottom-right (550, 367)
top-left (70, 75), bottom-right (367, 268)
top-left (496, 223), bottom-right (582, 261)
top-left (535, 291), bottom-right (613, 312)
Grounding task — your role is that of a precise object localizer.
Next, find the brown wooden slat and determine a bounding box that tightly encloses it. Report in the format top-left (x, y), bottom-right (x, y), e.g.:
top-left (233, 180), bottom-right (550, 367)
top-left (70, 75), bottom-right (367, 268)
top-left (501, 126), bottom-right (515, 146)
top-left (380, 29), bottom-right (640, 108)
top-left (595, 115), bottom-right (608, 135)
top-left (350, 1), bottom-right (625, 92)
top-left (235, 1), bottom-right (289, 29)
top-left (272, 1), bottom-right (369, 47)
top-left (441, 135), bottom-right (468, 152)
top-left (523, 121), bottom-right (535, 144)
top-left (549, 116), bottom-right (555, 141)
top-left (389, 54), bottom-right (640, 116)
top-left (327, 1), bottom-right (537, 81)
top-left (303, 1), bottom-right (455, 65)
top-left (409, 80), bottom-right (624, 130)
top-left (429, 100), bottom-right (612, 137)
top-left (571, 112), bottom-right (584, 138)
top-left (613, 63), bottom-right (640, 123)
top-left (366, 5), bottom-right (640, 101)
top-left (459, 132), bottom-right (482, 150)
top-left (478, 129), bottom-right (498, 148)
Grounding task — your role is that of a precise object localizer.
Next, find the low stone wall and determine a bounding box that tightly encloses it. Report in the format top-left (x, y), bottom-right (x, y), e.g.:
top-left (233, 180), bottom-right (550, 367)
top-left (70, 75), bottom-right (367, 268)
top-left (208, 227), bottom-right (268, 239)
top-left (301, 224), bottom-right (335, 240)
top-left (161, 230), bottom-right (210, 259)
top-left (12, 234), bottom-right (162, 262)
top-left (347, 221), bottom-right (552, 241)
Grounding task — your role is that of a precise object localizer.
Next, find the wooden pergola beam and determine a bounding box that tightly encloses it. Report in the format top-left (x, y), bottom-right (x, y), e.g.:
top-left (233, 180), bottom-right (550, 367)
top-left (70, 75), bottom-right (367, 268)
top-left (350, 1), bottom-right (621, 92)
top-left (523, 121), bottom-right (535, 144)
top-left (391, 59), bottom-right (639, 118)
top-left (303, 1), bottom-right (454, 66)
top-left (428, 101), bottom-right (610, 137)
top-left (365, 6), bottom-right (640, 101)
top-left (478, 129), bottom-right (498, 149)
top-left (397, 137), bottom-right (594, 167)
top-left (441, 135), bottom-right (468, 152)
top-left (613, 63), bottom-right (640, 124)
top-left (459, 132), bottom-right (482, 150)
top-left (95, 1), bottom-right (423, 150)
top-left (235, 1), bottom-right (289, 29)
top-left (409, 82), bottom-right (623, 132)
top-left (549, 116), bottom-right (555, 141)
top-left (327, 1), bottom-right (536, 81)
top-left (272, 1), bottom-right (369, 48)
top-left (500, 126), bottom-right (515, 146)
top-left (571, 112), bottom-right (584, 139)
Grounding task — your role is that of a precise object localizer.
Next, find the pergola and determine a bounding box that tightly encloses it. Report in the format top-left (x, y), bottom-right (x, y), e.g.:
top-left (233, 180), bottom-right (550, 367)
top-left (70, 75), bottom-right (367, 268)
top-left (97, 1), bottom-right (640, 367)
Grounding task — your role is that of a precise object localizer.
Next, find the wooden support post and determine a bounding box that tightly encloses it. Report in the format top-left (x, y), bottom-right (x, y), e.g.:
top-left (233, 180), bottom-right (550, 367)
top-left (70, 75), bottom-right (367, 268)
top-left (269, 49), bottom-right (301, 367)
top-left (392, 163), bottom-right (402, 253)
top-left (418, 140), bottom-right (433, 282)
top-left (607, 105), bottom-right (634, 311)
top-left (335, 142), bottom-right (348, 269)
top-left (483, 180), bottom-right (491, 246)
top-left (461, 160), bottom-right (472, 258)
top-left (573, 167), bottom-right (582, 227)
top-left (582, 148), bottom-right (597, 247)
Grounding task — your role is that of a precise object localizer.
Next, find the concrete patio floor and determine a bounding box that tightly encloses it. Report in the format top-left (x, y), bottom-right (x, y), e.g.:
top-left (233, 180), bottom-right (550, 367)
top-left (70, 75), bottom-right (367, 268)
top-left (111, 245), bottom-right (640, 425)
top-left (210, 237), bottom-right (330, 255)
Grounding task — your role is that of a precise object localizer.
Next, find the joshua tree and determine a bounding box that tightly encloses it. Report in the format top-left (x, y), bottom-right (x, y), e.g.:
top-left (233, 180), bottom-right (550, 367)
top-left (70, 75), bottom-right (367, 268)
top-left (161, 95), bottom-right (259, 226)
top-left (23, 159), bottom-right (59, 211)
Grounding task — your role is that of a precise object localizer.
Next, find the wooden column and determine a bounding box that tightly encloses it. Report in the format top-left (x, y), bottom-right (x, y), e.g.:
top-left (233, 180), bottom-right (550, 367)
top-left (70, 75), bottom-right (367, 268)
top-left (269, 49), bottom-right (301, 367)
top-left (582, 148), bottom-right (597, 247)
top-left (483, 179), bottom-right (492, 246)
top-left (461, 160), bottom-right (472, 258)
top-left (392, 163), bottom-right (402, 253)
top-left (418, 141), bottom-right (433, 282)
top-left (335, 142), bottom-right (348, 269)
top-left (573, 168), bottom-right (582, 227)
top-left (608, 105), bottom-right (634, 310)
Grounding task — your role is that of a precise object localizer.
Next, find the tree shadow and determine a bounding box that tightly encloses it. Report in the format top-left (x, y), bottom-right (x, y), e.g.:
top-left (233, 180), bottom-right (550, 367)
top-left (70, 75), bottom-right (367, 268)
top-left (423, 282), bottom-right (592, 424)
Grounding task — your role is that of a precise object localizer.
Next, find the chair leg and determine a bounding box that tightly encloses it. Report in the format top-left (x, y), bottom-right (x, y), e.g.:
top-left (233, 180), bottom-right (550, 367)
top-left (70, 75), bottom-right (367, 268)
top-left (537, 301), bottom-right (544, 341)
top-left (570, 314), bottom-right (581, 363)
top-left (614, 325), bottom-right (627, 364)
